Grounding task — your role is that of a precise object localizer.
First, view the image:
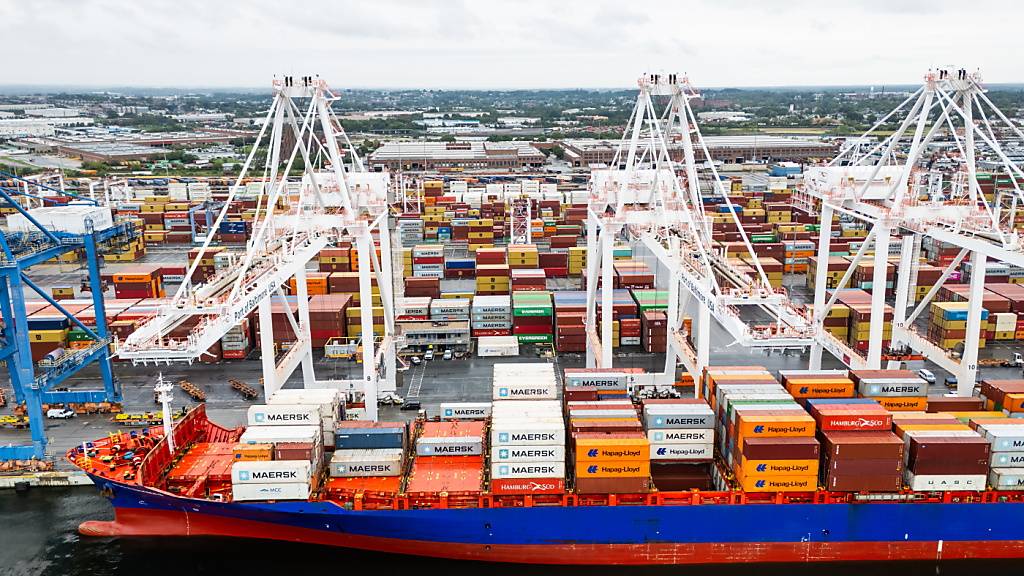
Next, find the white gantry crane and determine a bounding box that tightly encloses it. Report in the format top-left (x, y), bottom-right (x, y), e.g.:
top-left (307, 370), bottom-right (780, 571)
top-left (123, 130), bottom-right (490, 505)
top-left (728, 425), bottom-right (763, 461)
top-left (117, 76), bottom-right (397, 420)
top-left (585, 73), bottom-right (815, 390)
top-left (803, 67), bottom-right (1024, 396)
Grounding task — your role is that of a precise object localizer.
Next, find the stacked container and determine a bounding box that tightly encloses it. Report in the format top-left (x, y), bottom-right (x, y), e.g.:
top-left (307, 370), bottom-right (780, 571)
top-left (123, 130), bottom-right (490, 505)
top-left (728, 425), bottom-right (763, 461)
top-left (779, 370), bottom-right (855, 401)
top-left (430, 298), bottom-right (470, 322)
top-left (806, 398), bottom-right (902, 491)
top-left (490, 400), bottom-right (566, 495)
top-left (976, 419), bottom-right (1024, 489)
top-left (329, 420), bottom-right (407, 495)
top-left (471, 295), bottom-right (512, 337)
top-left (512, 291), bottom-right (553, 344)
top-left (234, 424), bottom-right (322, 502)
top-left (266, 388), bottom-right (343, 449)
top-left (850, 370), bottom-right (929, 412)
top-left (412, 245), bottom-right (444, 279)
top-left (642, 398), bottom-right (715, 490)
top-left (508, 244), bottom-right (539, 270)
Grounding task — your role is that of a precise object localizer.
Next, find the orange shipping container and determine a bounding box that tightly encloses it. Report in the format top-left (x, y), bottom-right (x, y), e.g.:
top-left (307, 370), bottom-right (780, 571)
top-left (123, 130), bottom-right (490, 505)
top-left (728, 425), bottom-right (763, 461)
top-left (232, 443), bottom-right (273, 461)
top-left (892, 423), bottom-right (970, 438)
top-left (868, 396), bottom-right (928, 412)
top-left (574, 437), bottom-right (649, 462)
top-left (784, 379), bottom-right (855, 399)
top-left (574, 460), bottom-right (650, 478)
top-left (735, 412), bottom-right (815, 442)
top-left (738, 458), bottom-right (819, 478)
top-left (738, 474), bottom-right (817, 492)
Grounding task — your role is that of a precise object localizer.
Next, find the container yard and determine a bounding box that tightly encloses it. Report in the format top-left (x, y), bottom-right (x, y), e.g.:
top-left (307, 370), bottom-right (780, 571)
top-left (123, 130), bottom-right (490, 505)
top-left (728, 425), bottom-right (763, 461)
top-left (4, 67), bottom-right (1024, 569)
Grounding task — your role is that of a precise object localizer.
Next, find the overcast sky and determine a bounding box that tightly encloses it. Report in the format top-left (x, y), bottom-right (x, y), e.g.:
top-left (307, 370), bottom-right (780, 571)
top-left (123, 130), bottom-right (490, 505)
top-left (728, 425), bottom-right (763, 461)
top-left (4, 0), bottom-right (1022, 90)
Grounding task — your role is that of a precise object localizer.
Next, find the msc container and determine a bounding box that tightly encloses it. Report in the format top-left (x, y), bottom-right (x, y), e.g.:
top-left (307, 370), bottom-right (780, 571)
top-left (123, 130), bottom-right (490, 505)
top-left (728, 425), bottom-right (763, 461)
top-left (238, 425), bottom-right (321, 446)
top-left (646, 429), bottom-right (713, 444)
top-left (492, 444), bottom-right (565, 463)
top-left (491, 461), bottom-right (566, 480)
top-left (329, 449), bottom-right (404, 477)
top-left (416, 436), bottom-right (484, 456)
top-left (246, 404), bottom-right (321, 427)
top-left (440, 402), bottom-right (492, 419)
top-left (232, 482), bottom-right (310, 502)
top-left (649, 443), bottom-right (713, 460)
top-left (231, 460), bottom-right (312, 485)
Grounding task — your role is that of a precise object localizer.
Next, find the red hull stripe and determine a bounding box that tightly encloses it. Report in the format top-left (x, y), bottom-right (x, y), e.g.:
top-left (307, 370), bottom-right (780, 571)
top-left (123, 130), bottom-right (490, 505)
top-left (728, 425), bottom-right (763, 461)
top-left (81, 508), bottom-right (1024, 565)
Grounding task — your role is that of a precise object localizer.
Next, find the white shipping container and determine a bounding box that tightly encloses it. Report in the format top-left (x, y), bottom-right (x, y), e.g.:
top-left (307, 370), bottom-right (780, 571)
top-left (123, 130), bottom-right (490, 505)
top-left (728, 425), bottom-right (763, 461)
top-left (650, 442), bottom-right (714, 460)
top-left (647, 428), bottom-right (714, 444)
top-left (491, 421), bottom-right (565, 446)
top-left (991, 452), bottom-right (1024, 467)
top-left (493, 363), bottom-right (557, 387)
top-left (238, 425), bottom-right (321, 446)
top-left (231, 460), bottom-right (311, 485)
top-left (232, 482), bottom-right (310, 502)
top-left (440, 402), bottom-right (492, 419)
top-left (858, 380), bottom-right (927, 397)
top-left (989, 468), bottom-right (1024, 489)
top-left (416, 436), bottom-right (483, 456)
top-left (247, 404), bottom-right (321, 427)
top-left (492, 444), bottom-right (565, 463)
top-left (568, 409), bottom-right (638, 420)
top-left (564, 372), bottom-right (636, 389)
top-left (6, 205), bottom-right (114, 234)
top-left (904, 472), bottom-right (986, 492)
top-left (493, 382), bottom-right (557, 400)
top-left (329, 448), bottom-right (403, 477)
top-left (491, 461), bottom-right (565, 480)
top-left (476, 336), bottom-right (520, 358)
top-left (644, 407), bottom-right (715, 429)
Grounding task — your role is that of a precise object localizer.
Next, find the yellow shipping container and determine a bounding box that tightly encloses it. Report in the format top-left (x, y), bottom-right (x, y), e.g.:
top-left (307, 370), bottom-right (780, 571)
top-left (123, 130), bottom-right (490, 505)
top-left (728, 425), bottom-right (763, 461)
top-left (30, 329), bottom-right (69, 343)
top-left (738, 474), bottom-right (817, 492)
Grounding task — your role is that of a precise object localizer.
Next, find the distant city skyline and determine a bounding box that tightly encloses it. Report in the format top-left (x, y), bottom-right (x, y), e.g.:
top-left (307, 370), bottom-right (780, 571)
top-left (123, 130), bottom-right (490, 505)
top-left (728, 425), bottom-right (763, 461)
top-left (3, 0), bottom-right (1022, 89)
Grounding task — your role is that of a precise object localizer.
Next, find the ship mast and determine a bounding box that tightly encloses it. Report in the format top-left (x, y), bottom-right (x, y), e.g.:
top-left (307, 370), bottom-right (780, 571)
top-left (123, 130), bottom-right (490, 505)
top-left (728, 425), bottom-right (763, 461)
top-left (155, 373), bottom-right (175, 455)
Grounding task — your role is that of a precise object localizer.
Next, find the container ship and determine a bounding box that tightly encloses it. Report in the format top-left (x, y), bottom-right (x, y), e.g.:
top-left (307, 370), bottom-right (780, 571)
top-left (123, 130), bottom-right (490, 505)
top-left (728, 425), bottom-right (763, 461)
top-left (70, 364), bottom-right (1024, 565)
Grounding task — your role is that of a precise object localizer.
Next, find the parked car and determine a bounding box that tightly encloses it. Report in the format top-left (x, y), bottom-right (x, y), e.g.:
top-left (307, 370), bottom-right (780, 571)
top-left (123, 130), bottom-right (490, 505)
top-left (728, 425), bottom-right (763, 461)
top-left (46, 408), bottom-right (76, 419)
top-left (918, 369), bottom-right (936, 384)
top-left (424, 350), bottom-right (434, 361)
top-left (443, 349), bottom-right (453, 361)
top-left (400, 399), bottom-right (422, 411)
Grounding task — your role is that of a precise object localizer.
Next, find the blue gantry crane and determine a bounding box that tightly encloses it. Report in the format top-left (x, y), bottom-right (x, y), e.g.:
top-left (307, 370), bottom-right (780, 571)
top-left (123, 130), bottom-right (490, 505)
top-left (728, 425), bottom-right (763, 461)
top-left (0, 170), bottom-right (129, 459)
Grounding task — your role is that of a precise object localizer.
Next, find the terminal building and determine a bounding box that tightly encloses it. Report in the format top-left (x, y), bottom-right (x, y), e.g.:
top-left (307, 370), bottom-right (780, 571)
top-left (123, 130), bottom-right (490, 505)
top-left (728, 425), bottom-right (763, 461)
top-left (560, 135), bottom-right (838, 168)
top-left (368, 140), bottom-right (546, 172)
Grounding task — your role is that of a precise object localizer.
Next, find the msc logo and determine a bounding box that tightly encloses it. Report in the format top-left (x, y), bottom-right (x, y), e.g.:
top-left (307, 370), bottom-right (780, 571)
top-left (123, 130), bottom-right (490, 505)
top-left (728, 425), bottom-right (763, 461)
top-left (656, 448), bottom-right (667, 456)
top-left (239, 471), bottom-right (251, 481)
top-left (753, 425), bottom-right (765, 433)
top-left (587, 449), bottom-right (598, 457)
top-left (444, 408), bottom-right (453, 417)
top-left (254, 413), bottom-right (265, 423)
top-left (756, 464), bottom-right (767, 472)
top-left (499, 388), bottom-right (509, 397)
top-left (799, 387), bottom-right (809, 395)
top-left (498, 449), bottom-right (509, 459)
top-left (587, 466), bottom-right (598, 474)
top-left (654, 432), bottom-right (664, 441)
top-left (755, 480), bottom-right (766, 488)
top-left (499, 465), bottom-right (509, 475)
top-left (498, 432), bottom-right (509, 443)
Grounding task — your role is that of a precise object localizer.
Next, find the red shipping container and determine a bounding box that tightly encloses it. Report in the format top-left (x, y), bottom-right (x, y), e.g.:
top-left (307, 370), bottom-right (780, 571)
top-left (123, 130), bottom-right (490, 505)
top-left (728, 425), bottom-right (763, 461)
top-left (810, 404), bottom-right (893, 431)
top-left (490, 478), bottom-right (565, 495)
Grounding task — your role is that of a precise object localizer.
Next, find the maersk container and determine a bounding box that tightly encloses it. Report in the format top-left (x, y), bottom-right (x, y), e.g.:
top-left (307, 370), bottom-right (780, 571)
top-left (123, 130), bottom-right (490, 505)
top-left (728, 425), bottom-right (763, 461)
top-left (649, 443), bottom-right (713, 460)
top-left (644, 408), bottom-right (714, 429)
top-left (647, 428), bottom-right (713, 444)
top-left (267, 388), bottom-right (343, 419)
top-left (858, 379), bottom-right (928, 397)
top-left (491, 461), bottom-right (566, 480)
top-left (232, 482), bottom-right (310, 502)
top-left (983, 426), bottom-right (1024, 452)
top-left (565, 372), bottom-right (634, 390)
top-left (991, 452), bottom-right (1024, 467)
top-left (239, 425), bottom-right (321, 446)
top-left (231, 460), bottom-right (312, 485)
top-left (491, 421), bottom-right (565, 446)
top-left (493, 383), bottom-right (557, 400)
top-left (246, 404), bottom-right (321, 427)
top-left (440, 402), bottom-right (492, 419)
top-left (329, 449), bottom-right (403, 477)
top-left (492, 400), bottom-right (561, 415)
top-left (492, 444), bottom-right (565, 463)
top-left (904, 471), bottom-right (986, 492)
top-left (990, 468), bottom-right (1024, 489)
top-left (416, 436), bottom-right (484, 456)
top-left (334, 428), bottom-right (405, 450)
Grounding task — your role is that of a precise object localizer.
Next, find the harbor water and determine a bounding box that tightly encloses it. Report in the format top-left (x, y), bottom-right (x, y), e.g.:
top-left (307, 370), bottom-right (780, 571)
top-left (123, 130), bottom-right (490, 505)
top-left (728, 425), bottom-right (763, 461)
top-left (0, 487), bottom-right (1015, 576)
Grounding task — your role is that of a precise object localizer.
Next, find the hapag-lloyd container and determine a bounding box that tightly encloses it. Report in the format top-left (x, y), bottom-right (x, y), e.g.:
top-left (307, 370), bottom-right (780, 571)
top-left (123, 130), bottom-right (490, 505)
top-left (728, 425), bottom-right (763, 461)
top-left (416, 436), bottom-right (484, 456)
top-left (646, 429), bottom-right (713, 444)
top-left (492, 444), bottom-right (565, 463)
top-left (649, 443), bottom-right (713, 460)
top-left (232, 482), bottom-right (310, 502)
top-left (231, 460), bottom-right (312, 485)
top-left (246, 404), bottom-right (320, 427)
top-left (440, 402), bottom-right (492, 419)
top-left (491, 461), bottom-right (566, 480)
top-left (575, 460), bottom-right (650, 478)
top-left (329, 449), bottom-right (404, 477)
top-left (574, 437), bottom-right (649, 461)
